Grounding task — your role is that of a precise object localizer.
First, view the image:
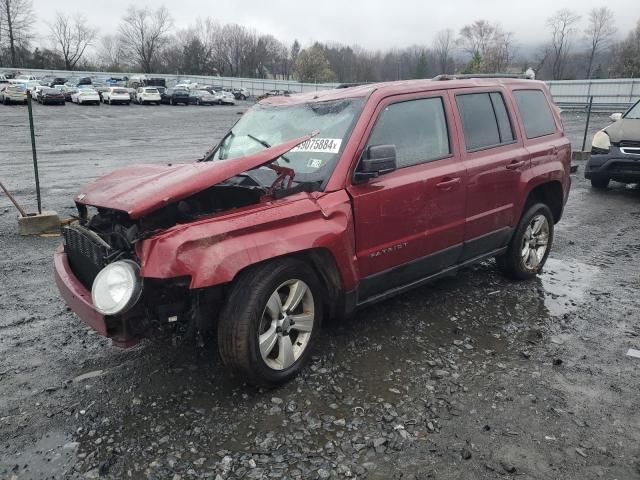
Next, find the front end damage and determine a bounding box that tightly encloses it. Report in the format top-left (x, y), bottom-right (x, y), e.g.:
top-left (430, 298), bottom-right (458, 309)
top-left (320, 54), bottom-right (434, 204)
top-left (57, 194), bottom-right (241, 346)
top-left (55, 134), bottom-right (320, 346)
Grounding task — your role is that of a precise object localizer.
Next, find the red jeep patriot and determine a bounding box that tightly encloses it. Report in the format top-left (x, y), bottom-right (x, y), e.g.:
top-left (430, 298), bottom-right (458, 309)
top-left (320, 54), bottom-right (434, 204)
top-left (55, 77), bottom-right (571, 385)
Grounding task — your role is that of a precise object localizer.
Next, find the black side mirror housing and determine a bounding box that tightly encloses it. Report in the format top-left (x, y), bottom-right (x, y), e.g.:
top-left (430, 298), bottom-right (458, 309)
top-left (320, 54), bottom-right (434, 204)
top-left (353, 144), bottom-right (397, 183)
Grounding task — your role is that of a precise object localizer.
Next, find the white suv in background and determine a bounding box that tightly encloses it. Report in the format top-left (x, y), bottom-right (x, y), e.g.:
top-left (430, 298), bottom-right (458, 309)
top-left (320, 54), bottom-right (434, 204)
top-left (135, 87), bottom-right (161, 105)
top-left (102, 87), bottom-right (131, 105)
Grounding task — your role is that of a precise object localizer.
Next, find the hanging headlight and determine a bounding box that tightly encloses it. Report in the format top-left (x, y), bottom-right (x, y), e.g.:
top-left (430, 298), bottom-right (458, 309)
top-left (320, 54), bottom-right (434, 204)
top-left (91, 260), bottom-right (142, 315)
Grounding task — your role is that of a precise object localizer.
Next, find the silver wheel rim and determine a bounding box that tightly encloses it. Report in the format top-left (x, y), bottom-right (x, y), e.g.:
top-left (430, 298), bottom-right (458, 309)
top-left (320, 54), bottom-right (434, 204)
top-left (521, 214), bottom-right (549, 270)
top-left (258, 279), bottom-right (314, 371)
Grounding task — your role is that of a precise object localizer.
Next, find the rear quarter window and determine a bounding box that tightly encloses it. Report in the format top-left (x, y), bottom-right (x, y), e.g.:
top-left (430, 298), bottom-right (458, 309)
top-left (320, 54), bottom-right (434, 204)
top-left (513, 90), bottom-right (557, 139)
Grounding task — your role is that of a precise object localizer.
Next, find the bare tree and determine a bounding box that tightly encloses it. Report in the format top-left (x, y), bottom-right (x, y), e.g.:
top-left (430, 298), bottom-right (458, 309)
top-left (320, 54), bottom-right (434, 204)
top-left (97, 34), bottom-right (125, 70)
top-left (457, 20), bottom-right (514, 73)
top-left (433, 29), bottom-right (454, 74)
top-left (547, 9), bottom-right (581, 80)
top-left (213, 23), bottom-right (253, 76)
top-left (584, 7), bottom-right (616, 78)
top-left (0, 0), bottom-right (34, 66)
top-left (486, 30), bottom-right (515, 72)
top-left (118, 6), bottom-right (172, 73)
top-left (49, 13), bottom-right (97, 70)
top-left (458, 20), bottom-right (497, 58)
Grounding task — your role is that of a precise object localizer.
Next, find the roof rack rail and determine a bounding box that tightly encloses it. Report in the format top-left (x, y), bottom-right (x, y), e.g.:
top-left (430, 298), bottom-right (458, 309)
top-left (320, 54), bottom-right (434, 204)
top-left (432, 73), bottom-right (533, 81)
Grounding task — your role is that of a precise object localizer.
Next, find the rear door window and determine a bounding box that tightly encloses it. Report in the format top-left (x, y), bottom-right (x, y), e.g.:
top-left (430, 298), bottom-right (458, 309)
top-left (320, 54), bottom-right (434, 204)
top-left (455, 92), bottom-right (515, 151)
top-left (366, 97), bottom-right (450, 168)
top-left (513, 90), bottom-right (557, 138)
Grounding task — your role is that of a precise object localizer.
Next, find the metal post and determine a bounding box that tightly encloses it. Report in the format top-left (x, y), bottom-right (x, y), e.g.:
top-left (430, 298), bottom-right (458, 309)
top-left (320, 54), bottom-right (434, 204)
top-left (581, 96), bottom-right (594, 152)
top-left (26, 91), bottom-right (42, 214)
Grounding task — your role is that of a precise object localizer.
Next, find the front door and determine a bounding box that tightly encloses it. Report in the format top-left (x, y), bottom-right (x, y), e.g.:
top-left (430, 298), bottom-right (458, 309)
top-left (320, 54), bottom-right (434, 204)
top-left (347, 93), bottom-right (467, 301)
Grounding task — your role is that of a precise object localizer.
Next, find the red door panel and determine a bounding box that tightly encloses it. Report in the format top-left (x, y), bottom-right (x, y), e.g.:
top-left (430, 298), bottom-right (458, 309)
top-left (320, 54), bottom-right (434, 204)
top-left (347, 92), bottom-right (466, 291)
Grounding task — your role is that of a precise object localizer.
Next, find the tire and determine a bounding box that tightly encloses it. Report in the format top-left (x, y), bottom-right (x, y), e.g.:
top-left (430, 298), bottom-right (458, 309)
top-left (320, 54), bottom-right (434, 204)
top-left (218, 258), bottom-right (323, 386)
top-left (496, 203), bottom-right (554, 280)
top-left (590, 178), bottom-right (610, 189)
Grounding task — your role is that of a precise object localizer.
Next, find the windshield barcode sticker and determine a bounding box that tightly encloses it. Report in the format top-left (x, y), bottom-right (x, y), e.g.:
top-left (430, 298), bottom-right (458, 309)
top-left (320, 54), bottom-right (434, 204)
top-left (290, 138), bottom-right (342, 154)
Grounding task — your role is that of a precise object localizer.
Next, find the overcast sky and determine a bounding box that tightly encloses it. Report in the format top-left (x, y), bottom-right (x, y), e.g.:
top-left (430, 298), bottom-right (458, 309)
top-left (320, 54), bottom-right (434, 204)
top-left (34, 0), bottom-right (639, 51)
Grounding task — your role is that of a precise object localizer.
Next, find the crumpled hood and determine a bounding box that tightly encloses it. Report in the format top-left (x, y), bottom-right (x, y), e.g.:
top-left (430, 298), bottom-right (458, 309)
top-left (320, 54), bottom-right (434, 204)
top-left (604, 118), bottom-right (640, 144)
top-left (75, 133), bottom-right (315, 219)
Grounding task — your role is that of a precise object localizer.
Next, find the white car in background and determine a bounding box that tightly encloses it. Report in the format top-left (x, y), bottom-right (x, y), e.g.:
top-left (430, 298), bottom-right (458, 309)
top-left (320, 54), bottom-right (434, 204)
top-left (135, 86), bottom-right (161, 105)
top-left (32, 84), bottom-right (45, 102)
top-left (18, 80), bottom-right (39, 96)
top-left (9, 74), bottom-right (37, 84)
top-left (215, 90), bottom-right (236, 105)
top-left (71, 87), bottom-right (100, 105)
top-left (102, 87), bottom-right (131, 105)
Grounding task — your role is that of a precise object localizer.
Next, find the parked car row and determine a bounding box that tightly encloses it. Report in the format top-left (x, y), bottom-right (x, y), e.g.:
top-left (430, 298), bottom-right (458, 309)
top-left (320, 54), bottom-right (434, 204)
top-left (0, 83), bottom-right (238, 107)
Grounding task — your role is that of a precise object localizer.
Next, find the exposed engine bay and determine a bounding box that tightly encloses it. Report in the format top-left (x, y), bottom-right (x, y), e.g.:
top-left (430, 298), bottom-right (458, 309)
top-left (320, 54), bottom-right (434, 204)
top-left (64, 169), bottom-right (313, 344)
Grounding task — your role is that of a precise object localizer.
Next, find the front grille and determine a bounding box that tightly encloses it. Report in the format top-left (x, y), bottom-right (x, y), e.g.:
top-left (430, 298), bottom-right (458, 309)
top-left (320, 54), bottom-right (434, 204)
top-left (63, 225), bottom-right (113, 289)
top-left (619, 140), bottom-right (640, 148)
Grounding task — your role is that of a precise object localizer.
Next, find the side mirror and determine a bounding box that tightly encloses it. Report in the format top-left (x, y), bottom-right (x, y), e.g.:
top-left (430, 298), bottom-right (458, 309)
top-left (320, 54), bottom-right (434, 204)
top-left (610, 113), bottom-right (623, 122)
top-left (353, 144), bottom-right (397, 183)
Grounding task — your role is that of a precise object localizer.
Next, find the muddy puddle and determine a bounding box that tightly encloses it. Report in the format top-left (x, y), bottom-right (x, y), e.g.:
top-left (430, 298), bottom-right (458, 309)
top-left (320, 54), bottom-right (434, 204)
top-left (540, 258), bottom-right (599, 317)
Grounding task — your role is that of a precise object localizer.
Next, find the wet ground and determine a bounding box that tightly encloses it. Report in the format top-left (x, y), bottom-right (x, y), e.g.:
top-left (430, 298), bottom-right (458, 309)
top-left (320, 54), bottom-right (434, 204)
top-left (1, 103), bottom-right (639, 480)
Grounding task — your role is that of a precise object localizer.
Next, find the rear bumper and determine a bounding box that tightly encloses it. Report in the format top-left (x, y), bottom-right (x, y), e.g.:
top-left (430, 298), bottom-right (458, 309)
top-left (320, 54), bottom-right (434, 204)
top-left (54, 246), bottom-right (138, 347)
top-left (585, 148), bottom-right (640, 182)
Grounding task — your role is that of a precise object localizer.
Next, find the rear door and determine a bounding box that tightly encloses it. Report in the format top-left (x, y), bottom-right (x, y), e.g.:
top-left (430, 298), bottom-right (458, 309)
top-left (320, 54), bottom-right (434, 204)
top-left (450, 89), bottom-right (530, 260)
top-left (347, 92), bottom-right (467, 300)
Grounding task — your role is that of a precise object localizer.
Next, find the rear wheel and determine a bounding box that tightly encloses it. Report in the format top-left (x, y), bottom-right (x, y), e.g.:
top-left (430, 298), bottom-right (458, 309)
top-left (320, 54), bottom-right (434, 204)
top-left (218, 258), bottom-right (322, 386)
top-left (590, 177), bottom-right (610, 189)
top-left (496, 203), bottom-right (554, 280)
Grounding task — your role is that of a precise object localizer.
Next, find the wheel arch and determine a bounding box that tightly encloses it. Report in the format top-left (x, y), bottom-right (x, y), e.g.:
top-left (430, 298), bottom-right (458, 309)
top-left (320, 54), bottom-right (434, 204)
top-left (523, 180), bottom-right (564, 224)
top-left (226, 248), bottom-right (345, 320)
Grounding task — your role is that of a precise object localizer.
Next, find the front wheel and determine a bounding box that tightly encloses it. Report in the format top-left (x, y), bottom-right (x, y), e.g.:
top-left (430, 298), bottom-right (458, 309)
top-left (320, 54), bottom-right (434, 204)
top-left (590, 178), bottom-right (610, 189)
top-left (496, 203), bottom-right (554, 280)
top-left (218, 258), bottom-right (322, 386)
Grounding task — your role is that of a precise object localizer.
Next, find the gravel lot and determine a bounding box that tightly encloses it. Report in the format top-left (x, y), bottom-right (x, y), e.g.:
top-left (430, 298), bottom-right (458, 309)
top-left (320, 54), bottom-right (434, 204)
top-left (1, 102), bottom-right (639, 480)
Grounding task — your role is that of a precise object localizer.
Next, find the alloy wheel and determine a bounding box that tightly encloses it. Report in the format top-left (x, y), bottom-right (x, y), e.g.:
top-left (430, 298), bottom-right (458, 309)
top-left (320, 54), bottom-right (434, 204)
top-left (258, 279), bottom-right (315, 371)
top-left (521, 214), bottom-right (549, 270)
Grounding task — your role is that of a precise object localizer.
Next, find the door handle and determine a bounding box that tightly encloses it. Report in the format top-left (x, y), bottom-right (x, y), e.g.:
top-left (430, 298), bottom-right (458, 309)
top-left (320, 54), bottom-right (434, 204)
top-left (506, 160), bottom-right (526, 170)
top-left (436, 177), bottom-right (461, 190)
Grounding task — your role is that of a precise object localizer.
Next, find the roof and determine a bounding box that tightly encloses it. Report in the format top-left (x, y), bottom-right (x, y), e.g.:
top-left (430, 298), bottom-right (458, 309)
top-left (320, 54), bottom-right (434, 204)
top-left (260, 78), bottom-right (545, 106)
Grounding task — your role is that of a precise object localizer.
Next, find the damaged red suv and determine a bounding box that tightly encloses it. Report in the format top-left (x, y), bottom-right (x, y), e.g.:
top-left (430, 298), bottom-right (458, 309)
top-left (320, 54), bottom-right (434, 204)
top-left (55, 77), bottom-right (571, 385)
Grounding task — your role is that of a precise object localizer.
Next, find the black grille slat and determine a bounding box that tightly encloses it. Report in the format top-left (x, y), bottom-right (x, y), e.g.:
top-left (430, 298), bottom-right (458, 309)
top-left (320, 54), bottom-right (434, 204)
top-left (63, 225), bottom-right (113, 288)
top-left (619, 140), bottom-right (640, 148)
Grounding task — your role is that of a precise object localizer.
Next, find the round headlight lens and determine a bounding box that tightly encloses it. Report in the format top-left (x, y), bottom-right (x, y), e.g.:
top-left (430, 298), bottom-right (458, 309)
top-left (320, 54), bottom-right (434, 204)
top-left (91, 260), bottom-right (142, 315)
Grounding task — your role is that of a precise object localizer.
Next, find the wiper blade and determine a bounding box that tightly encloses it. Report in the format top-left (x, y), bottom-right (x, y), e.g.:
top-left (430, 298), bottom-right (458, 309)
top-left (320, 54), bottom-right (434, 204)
top-left (247, 133), bottom-right (292, 163)
top-left (247, 134), bottom-right (270, 149)
top-left (201, 129), bottom-right (234, 161)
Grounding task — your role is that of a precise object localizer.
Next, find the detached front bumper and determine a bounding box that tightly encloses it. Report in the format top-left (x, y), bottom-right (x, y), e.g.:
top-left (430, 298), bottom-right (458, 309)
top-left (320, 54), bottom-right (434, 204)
top-left (54, 245), bottom-right (139, 347)
top-left (585, 147), bottom-right (640, 182)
